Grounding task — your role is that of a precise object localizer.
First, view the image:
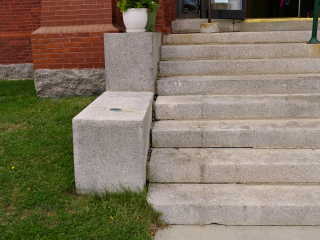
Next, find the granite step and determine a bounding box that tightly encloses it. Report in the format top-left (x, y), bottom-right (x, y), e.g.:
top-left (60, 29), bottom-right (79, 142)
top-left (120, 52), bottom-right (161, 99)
top-left (152, 119), bottom-right (320, 148)
top-left (161, 43), bottom-right (319, 61)
top-left (171, 18), bottom-right (320, 34)
top-left (164, 31), bottom-right (315, 45)
top-left (156, 74), bottom-right (320, 96)
top-left (148, 148), bottom-right (320, 183)
top-left (234, 18), bottom-right (319, 32)
top-left (155, 94), bottom-right (320, 120)
top-left (148, 184), bottom-right (320, 225)
top-left (159, 58), bottom-right (320, 76)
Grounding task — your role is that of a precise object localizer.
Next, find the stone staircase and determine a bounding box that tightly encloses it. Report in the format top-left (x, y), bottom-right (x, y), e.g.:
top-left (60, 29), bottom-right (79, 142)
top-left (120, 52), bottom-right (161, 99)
top-left (147, 31), bottom-right (320, 225)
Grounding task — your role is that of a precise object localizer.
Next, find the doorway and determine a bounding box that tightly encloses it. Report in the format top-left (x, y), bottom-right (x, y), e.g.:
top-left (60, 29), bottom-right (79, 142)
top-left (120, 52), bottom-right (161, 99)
top-left (176, 0), bottom-right (200, 18)
top-left (176, 0), bottom-right (246, 19)
top-left (176, 0), bottom-right (316, 19)
top-left (246, 0), bottom-right (315, 18)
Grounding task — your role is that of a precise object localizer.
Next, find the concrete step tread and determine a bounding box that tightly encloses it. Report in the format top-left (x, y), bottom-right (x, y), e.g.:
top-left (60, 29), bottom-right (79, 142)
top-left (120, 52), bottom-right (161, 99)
top-left (148, 183), bottom-right (320, 225)
top-left (164, 31), bottom-right (314, 45)
top-left (155, 93), bottom-right (320, 120)
top-left (153, 119), bottom-right (320, 131)
top-left (159, 58), bottom-right (320, 76)
top-left (155, 225), bottom-right (320, 240)
top-left (158, 73), bottom-right (320, 81)
top-left (163, 42), bottom-right (310, 47)
top-left (234, 18), bottom-right (319, 32)
top-left (152, 119), bottom-right (320, 148)
top-left (156, 93), bottom-right (320, 102)
top-left (157, 73), bottom-right (320, 96)
top-left (161, 57), bottom-right (320, 63)
top-left (161, 43), bottom-right (318, 60)
top-left (148, 148), bottom-right (320, 183)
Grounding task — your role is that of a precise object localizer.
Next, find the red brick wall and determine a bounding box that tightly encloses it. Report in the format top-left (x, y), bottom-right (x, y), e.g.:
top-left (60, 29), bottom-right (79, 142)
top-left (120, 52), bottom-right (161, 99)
top-left (0, 0), bottom-right (41, 65)
top-left (32, 0), bottom-right (118, 70)
top-left (0, 33), bottom-right (33, 65)
top-left (40, 0), bottom-right (113, 27)
top-left (112, 0), bottom-right (125, 31)
top-left (0, 0), bottom-right (41, 32)
top-left (155, 0), bottom-right (176, 34)
top-left (31, 26), bottom-right (117, 69)
top-left (1, 0), bottom-right (176, 67)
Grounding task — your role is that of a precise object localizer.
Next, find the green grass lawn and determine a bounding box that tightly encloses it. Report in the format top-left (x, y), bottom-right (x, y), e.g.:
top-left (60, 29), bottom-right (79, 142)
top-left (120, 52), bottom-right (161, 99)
top-left (0, 80), bottom-right (163, 239)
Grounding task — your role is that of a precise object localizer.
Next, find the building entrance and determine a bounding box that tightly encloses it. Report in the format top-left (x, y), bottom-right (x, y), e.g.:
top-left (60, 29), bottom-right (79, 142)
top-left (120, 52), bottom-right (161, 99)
top-left (177, 0), bottom-right (246, 19)
top-left (247, 0), bottom-right (314, 18)
top-left (177, 0), bottom-right (315, 19)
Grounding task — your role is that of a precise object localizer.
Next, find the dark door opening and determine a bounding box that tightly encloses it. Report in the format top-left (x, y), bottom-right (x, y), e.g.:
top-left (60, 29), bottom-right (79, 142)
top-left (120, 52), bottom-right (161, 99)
top-left (247, 0), bottom-right (315, 18)
top-left (176, 0), bottom-right (316, 19)
top-left (176, 0), bottom-right (200, 18)
top-left (176, 0), bottom-right (246, 19)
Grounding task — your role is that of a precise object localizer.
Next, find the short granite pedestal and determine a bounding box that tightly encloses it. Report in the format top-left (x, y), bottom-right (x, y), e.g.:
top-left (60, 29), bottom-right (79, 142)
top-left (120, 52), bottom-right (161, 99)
top-left (104, 32), bottom-right (161, 92)
top-left (73, 91), bottom-right (153, 193)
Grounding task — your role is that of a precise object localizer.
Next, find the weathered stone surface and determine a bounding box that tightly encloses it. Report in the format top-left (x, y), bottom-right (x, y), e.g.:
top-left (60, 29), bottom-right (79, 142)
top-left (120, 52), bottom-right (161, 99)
top-left (172, 19), bottom-right (207, 34)
top-left (163, 31), bottom-right (315, 45)
top-left (160, 58), bottom-right (320, 76)
top-left (148, 184), bottom-right (320, 225)
top-left (157, 74), bottom-right (320, 96)
top-left (0, 63), bottom-right (33, 80)
top-left (73, 91), bottom-right (153, 194)
top-left (234, 18), bottom-right (320, 32)
top-left (150, 25), bottom-right (320, 227)
top-left (34, 68), bottom-right (106, 98)
top-left (161, 43), bottom-right (319, 60)
top-left (104, 32), bottom-right (161, 92)
top-left (149, 148), bottom-right (320, 183)
top-left (172, 19), bottom-right (233, 34)
top-left (200, 23), bottom-right (219, 34)
top-left (171, 18), bottom-right (318, 34)
top-left (152, 119), bottom-right (320, 148)
top-left (155, 225), bottom-right (320, 240)
top-left (155, 94), bottom-right (320, 120)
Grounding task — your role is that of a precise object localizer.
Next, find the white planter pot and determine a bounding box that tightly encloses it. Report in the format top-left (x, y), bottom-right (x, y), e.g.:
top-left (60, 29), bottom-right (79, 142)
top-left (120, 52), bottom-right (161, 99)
top-left (123, 8), bottom-right (148, 33)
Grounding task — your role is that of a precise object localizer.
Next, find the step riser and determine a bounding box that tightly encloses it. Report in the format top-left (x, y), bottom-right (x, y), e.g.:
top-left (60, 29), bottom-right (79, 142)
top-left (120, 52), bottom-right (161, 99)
top-left (161, 44), bottom-right (319, 60)
top-left (160, 58), bottom-right (320, 76)
top-left (155, 95), bottom-right (320, 120)
top-left (234, 19), bottom-right (318, 32)
top-left (157, 75), bottom-right (320, 96)
top-left (163, 31), bottom-right (315, 45)
top-left (148, 184), bottom-right (320, 225)
top-left (153, 202), bottom-right (320, 225)
top-left (172, 19), bottom-right (233, 34)
top-left (152, 128), bottom-right (320, 148)
top-left (171, 18), bottom-right (320, 34)
top-left (149, 149), bottom-right (320, 184)
top-left (152, 120), bottom-right (320, 148)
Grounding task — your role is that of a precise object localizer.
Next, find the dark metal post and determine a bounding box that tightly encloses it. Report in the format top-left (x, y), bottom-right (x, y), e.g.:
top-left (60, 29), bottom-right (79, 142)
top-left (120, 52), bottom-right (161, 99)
top-left (309, 0), bottom-right (320, 44)
top-left (208, 0), bottom-right (211, 23)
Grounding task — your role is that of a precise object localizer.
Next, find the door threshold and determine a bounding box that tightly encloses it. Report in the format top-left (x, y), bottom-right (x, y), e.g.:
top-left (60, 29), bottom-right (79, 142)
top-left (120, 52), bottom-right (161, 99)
top-left (245, 18), bottom-right (314, 23)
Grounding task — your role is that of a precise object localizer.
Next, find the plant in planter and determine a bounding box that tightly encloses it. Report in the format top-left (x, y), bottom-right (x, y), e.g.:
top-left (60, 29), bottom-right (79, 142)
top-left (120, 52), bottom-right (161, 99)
top-left (117, 0), bottom-right (159, 32)
top-left (146, 1), bottom-right (160, 32)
